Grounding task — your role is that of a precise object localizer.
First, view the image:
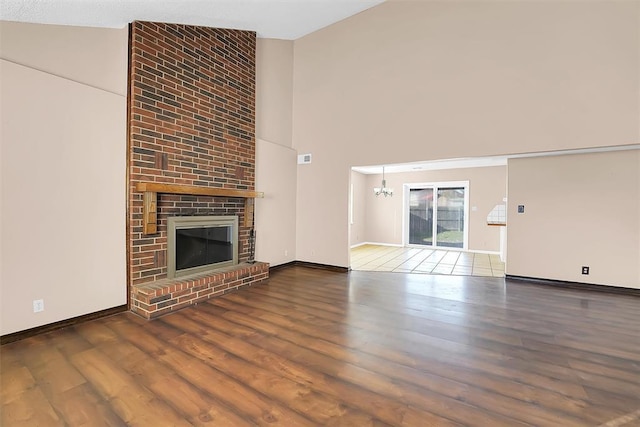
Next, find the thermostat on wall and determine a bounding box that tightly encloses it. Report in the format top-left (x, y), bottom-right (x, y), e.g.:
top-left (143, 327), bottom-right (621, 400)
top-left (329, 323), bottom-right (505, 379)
top-left (297, 153), bottom-right (312, 164)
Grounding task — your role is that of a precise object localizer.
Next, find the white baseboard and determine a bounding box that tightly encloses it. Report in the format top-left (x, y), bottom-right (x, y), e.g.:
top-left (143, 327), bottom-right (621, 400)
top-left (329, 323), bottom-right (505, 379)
top-left (350, 242), bottom-right (403, 249)
top-left (464, 249), bottom-right (501, 255)
top-left (350, 242), bottom-right (368, 249)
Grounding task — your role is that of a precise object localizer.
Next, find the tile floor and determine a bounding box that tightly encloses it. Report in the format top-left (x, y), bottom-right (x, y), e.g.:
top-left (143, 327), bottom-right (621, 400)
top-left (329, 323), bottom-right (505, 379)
top-left (351, 244), bottom-right (505, 278)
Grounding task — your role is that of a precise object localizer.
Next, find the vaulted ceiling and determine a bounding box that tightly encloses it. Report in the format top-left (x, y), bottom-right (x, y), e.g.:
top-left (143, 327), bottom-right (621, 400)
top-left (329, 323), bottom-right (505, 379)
top-left (0, 0), bottom-right (385, 39)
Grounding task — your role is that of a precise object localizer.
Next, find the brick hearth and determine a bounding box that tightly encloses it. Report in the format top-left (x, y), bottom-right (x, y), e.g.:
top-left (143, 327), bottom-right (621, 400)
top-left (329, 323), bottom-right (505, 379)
top-left (131, 262), bottom-right (269, 319)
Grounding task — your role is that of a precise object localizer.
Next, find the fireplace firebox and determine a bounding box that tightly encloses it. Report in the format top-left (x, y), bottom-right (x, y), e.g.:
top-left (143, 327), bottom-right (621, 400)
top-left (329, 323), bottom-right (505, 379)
top-left (167, 216), bottom-right (239, 279)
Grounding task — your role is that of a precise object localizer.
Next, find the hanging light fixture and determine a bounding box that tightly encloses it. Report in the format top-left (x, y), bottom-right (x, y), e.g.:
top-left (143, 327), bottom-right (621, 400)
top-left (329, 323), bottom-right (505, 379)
top-left (374, 166), bottom-right (394, 197)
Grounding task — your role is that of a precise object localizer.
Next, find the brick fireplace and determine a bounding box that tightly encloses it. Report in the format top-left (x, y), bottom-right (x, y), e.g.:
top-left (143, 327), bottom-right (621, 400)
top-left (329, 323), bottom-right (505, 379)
top-left (127, 21), bottom-right (268, 319)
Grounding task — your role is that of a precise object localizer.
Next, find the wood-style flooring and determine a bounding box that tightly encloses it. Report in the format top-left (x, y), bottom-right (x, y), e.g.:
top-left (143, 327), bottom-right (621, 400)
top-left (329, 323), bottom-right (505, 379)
top-left (2, 266), bottom-right (640, 426)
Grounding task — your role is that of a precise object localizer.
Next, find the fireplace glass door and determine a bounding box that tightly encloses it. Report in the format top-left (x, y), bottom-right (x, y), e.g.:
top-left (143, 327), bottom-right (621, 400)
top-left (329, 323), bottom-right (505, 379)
top-left (176, 226), bottom-right (233, 271)
top-left (168, 215), bottom-right (239, 278)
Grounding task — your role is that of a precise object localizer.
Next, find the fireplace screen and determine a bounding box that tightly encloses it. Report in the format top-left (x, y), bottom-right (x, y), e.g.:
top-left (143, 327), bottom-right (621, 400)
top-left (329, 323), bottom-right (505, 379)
top-left (168, 216), bottom-right (238, 278)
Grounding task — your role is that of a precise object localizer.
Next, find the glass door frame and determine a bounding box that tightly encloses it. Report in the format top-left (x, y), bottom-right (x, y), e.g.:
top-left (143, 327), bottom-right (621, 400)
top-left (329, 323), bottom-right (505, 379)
top-left (402, 181), bottom-right (470, 250)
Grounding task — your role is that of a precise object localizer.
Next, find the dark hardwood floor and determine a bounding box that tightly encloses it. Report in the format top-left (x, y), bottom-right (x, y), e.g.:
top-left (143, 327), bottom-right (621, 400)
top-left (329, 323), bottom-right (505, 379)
top-left (2, 266), bottom-right (639, 426)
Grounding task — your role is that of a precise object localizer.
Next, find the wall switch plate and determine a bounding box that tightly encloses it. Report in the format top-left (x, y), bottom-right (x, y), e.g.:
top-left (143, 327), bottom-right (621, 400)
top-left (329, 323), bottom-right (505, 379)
top-left (582, 266), bottom-right (590, 275)
top-left (517, 205), bottom-right (525, 214)
top-left (33, 299), bottom-right (44, 313)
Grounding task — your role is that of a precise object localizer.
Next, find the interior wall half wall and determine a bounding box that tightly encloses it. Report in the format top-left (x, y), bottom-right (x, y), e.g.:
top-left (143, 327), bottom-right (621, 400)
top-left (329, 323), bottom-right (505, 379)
top-left (507, 149), bottom-right (640, 289)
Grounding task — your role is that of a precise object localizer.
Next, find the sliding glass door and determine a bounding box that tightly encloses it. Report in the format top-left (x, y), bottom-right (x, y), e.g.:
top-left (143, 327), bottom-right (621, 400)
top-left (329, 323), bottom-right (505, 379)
top-left (407, 182), bottom-right (468, 249)
top-left (409, 188), bottom-right (434, 245)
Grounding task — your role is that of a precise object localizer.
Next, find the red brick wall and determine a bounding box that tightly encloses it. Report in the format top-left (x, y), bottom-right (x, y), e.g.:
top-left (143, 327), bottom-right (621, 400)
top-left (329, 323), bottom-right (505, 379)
top-left (128, 22), bottom-right (256, 286)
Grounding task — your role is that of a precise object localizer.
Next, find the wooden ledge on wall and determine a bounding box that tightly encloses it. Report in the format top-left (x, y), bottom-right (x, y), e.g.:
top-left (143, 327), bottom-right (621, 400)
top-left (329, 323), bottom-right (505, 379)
top-left (135, 182), bottom-right (264, 199)
top-left (135, 182), bottom-right (264, 234)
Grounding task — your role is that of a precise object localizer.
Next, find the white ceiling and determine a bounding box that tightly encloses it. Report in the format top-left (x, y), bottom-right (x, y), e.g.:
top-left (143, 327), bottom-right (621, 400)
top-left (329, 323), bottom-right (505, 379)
top-left (0, 0), bottom-right (385, 40)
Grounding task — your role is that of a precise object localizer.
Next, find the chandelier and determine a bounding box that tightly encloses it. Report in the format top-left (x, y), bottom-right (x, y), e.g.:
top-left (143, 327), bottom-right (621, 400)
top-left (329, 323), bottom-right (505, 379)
top-left (374, 166), bottom-right (394, 197)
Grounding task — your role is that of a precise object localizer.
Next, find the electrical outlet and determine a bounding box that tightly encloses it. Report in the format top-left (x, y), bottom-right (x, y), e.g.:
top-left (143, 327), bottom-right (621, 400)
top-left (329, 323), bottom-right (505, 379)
top-left (33, 299), bottom-right (44, 313)
top-left (284, 249), bottom-right (288, 257)
top-left (582, 266), bottom-right (590, 275)
top-left (517, 205), bottom-right (525, 214)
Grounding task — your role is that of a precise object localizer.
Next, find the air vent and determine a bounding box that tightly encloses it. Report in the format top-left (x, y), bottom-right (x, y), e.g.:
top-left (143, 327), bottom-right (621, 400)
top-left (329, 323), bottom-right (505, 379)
top-left (297, 153), bottom-right (312, 164)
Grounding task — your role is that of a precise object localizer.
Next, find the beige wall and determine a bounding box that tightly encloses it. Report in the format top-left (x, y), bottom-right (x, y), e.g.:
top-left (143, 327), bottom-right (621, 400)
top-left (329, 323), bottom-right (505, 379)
top-left (256, 38), bottom-right (294, 148)
top-left (0, 22), bottom-right (128, 335)
top-left (0, 21), bottom-right (127, 95)
top-left (255, 139), bottom-right (297, 266)
top-left (349, 170), bottom-right (368, 246)
top-left (361, 167), bottom-right (506, 252)
top-left (255, 39), bottom-right (296, 265)
top-left (293, 1), bottom-right (640, 268)
top-left (507, 150), bottom-right (639, 289)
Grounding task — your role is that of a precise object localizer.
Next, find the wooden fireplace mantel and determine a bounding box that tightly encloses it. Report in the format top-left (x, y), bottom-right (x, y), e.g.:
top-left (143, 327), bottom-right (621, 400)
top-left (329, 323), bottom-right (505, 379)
top-left (135, 182), bottom-right (264, 234)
